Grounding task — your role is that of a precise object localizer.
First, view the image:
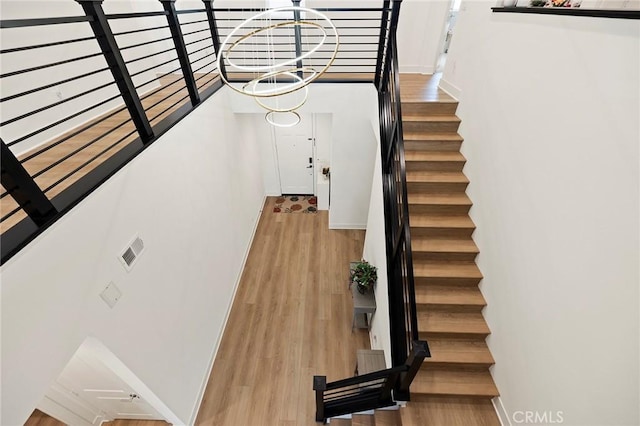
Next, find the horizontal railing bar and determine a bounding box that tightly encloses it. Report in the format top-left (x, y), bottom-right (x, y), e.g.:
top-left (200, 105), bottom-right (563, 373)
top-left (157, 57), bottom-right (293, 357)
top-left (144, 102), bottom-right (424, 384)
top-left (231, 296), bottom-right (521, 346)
top-left (147, 92), bottom-right (190, 123)
top-left (176, 9), bottom-right (207, 15)
top-left (1, 206), bottom-right (23, 223)
top-left (143, 82), bottom-right (190, 114)
top-left (135, 66), bottom-right (184, 91)
top-left (189, 50), bottom-right (216, 65)
top-left (326, 366), bottom-right (407, 390)
top-left (139, 76), bottom-right (185, 103)
top-left (219, 42), bottom-right (378, 46)
top-left (324, 382), bottom-right (385, 398)
top-left (31, 118), bottom-right (133, 179)
top-left (196, 75), bottom-right (218, 90)
top-left (105, 11), bottom-right (168, 20)
top-left (0, 67), bottom-right (110, 103)
top-left (213, 8), bottom-right (391, 12)
top-left (43, 129), bottom-right (138, 194)
top-left (129, 56), bottom-right (180, 79)
top-left (193, 59), bottom-right (218, 74)
top-left (118, 34), bottom-right (174, 51)
top-left (2, 80), bottom-right (118, 127)
top-left (184, 35), bottom-right (212, 47)
top-left (0, 36), bottom-right (97, 54)
top-left (188, 43), bottom-right (214, 56)
top-left (112, 24), bottom-right (169, 37)
top-left (182, 27), bottom-right (210, 37)
top-left (18, 104), bottom-right (127, 161)
top-left (0, 16), bottom-right (91, 28)
top-left (217, 33), bottom-right (380, 38)
top-left (216, 25), bottom-right (381, 29)
top-left (0, 50), bottom-right (105, 79)
top-left (178, 18), bottom-right (209, 25)
top-left (19, 103), bottom-right (128, 163)
top-left (124, 46), bottom-right (177, 65)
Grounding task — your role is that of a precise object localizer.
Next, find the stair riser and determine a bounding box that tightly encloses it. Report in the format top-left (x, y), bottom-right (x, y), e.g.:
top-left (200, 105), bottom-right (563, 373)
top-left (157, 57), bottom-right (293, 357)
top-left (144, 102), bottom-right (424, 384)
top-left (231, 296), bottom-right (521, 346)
top-left (412, 251), bottom-right (478, 262)
top-left (403, 120), bottom-right (460, 133)
top-left (417, 302), bottom-right (484, 313)
top-left (422, 360), bottom-right (494, 369)
top-left (407, 181), bottom-right (469, 193)
top-left (415, 276), bottom-right (481, 287)
top-left (411, 392), bottom-right (497, 401)
top-left (401, 102), bottom-right (458, 116)
top-left (404, 140), bottom-right (462, 152)
top-left (411, 227), bottom-right (475, 239)
top-left (405, 160), bottom-right (465, 172)
top-left (409, 204), bottom-right (471, 215)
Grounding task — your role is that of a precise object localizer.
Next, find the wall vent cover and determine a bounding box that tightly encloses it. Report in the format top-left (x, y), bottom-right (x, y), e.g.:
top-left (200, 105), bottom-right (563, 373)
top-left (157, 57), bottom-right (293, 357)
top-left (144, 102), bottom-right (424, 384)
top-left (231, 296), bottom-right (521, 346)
top-left (119, 236), bottom-right (145, 271)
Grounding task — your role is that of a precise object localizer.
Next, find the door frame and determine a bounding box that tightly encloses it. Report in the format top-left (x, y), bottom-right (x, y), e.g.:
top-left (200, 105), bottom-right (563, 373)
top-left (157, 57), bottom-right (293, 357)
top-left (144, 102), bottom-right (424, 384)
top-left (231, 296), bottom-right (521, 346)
top-left (272, 113), bottom-right (317, 196)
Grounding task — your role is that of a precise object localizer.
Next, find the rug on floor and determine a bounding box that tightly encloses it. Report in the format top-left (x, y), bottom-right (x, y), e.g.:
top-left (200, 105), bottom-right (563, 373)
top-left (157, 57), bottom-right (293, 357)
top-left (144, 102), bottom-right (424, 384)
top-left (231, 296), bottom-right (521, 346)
top-left (273, 195), bottom-right (317, 213)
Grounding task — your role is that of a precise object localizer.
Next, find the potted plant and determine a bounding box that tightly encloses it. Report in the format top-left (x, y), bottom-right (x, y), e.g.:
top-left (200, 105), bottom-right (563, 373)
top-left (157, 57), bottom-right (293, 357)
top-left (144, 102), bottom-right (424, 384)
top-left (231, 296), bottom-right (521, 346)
top-left (350, 260), bottom-right (378, 294)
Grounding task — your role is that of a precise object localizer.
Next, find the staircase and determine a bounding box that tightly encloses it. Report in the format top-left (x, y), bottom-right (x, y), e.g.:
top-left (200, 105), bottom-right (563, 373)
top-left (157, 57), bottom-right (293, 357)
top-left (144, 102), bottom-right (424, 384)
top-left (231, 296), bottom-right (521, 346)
top-left (399, 74), bottom-right (500, 425)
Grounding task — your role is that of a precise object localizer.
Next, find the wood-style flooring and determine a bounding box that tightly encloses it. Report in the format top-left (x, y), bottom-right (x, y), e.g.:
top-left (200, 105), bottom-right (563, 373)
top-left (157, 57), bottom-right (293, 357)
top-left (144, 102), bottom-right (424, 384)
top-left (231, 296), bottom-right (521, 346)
top-left (195, 197), bottom-right (370, 425)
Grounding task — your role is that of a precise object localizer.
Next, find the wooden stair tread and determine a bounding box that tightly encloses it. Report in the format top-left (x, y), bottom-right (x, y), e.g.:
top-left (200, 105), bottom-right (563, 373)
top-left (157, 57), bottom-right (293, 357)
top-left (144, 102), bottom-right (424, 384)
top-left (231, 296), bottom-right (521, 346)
top-left (374, 409), bottom-right (401, 426)
top-left (412, 369), bottom-right (499, 397)
top-left (410, 214), bottom-right (475, 229)
top-left (415, 285), bottom-right (485, 307)
top-left (404, 132), bottom-right (463, 141)
top-left (424, 338), bottom-right (495, 367)
top-left (352, 414), bottom-right (375, 426)
top-left (406, 171), bottom-right (469, 183)
top-left (404, 151), bottom-right (465, 162)
top-left (400, 397), bottom-right (501, 426)
top-left (411, 238), bottom-right (479, 254)
top-left (413, 261), bottom-right (483, 279)
top-left (417, 310), bottom-right (490, 336)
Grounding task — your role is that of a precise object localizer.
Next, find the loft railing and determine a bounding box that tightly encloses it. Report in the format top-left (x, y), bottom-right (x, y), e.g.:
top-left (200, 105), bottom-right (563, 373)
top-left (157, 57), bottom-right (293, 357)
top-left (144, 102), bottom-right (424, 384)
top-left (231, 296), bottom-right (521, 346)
top-left (0, 1), bottom-right (393, 264)
top-left (313, 1), bottom-right (430, 422)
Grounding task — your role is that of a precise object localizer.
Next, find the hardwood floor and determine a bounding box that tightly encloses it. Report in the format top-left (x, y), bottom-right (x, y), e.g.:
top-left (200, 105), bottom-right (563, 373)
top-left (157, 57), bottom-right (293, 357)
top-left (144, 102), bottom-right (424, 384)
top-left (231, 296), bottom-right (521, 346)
top-left (195, 197), bottom-right (370, 426)
top-left (24, 410), bottom-right (65, 426)
top-left (1, 73), bottom-right (219, 233)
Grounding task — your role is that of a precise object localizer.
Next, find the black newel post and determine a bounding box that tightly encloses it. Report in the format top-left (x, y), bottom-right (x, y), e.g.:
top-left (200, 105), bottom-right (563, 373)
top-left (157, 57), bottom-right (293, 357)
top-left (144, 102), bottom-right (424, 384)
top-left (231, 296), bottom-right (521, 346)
top-left (1, 139), bottom-right (58, 226)
top-left (202, 0), bottom-right (227, 81)
top-left (75, 0), bottom-right (154, 143)
top-left (159, 0), bottom-right (200, 106)
top-left (313, 375), bottom-right (327, 423)
top-left (374, 0), bottom-right (391, 89)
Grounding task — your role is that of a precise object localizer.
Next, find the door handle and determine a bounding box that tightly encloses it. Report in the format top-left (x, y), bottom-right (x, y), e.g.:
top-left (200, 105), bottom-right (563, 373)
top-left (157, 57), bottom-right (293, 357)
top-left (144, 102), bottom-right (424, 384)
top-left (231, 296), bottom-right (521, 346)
top-left (306, 165), bottom-right (313, 169)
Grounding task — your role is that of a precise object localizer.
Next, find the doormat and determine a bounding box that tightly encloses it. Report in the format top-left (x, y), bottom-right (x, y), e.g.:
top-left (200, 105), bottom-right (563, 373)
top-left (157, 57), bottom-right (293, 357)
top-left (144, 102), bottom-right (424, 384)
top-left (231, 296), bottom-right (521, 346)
top-left (273, 195), bottom-right (317, 213)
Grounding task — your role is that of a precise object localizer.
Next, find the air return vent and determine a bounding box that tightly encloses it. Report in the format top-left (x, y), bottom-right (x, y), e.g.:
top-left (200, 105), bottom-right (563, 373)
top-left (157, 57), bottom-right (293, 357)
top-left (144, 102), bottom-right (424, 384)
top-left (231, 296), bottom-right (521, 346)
top-left (119, 236), bottom-right (145, 271)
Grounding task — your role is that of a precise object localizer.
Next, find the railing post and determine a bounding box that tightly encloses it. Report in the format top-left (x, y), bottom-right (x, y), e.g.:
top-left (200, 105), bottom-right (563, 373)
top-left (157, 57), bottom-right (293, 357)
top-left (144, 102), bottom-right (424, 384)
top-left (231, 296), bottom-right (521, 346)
top-left (1, 140), bottom-right (58, 226)
top-left (202, 0), bottom-right (227, 80)
top-left (75, 0), bottom-right (154, 143)
top-left (159, 0), bottom-right (200, 106)
top-left (313, 375), bottom-right (327, 423)
top-left (395, 340), bottom-right (430, 401)
top-left (374, 0), bottom-right (390, 89)
top-left (291, 0), bottom-right (304, 79)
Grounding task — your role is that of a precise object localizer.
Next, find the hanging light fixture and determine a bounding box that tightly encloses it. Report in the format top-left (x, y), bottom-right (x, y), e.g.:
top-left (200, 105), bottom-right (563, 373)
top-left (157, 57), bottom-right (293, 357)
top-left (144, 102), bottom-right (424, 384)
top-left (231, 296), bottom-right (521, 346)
top-left (217, 5), bottom-right (339, 126)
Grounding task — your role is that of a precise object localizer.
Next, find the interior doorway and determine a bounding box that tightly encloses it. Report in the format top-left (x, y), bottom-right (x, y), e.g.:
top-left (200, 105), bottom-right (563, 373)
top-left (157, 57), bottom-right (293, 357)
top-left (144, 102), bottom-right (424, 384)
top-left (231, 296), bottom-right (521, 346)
top-left (37, 339), bottom-right (172, 426)
top-left (274, 114), bottom-right (315, 195)
top-left (435, 0), bottom-right (463, 73)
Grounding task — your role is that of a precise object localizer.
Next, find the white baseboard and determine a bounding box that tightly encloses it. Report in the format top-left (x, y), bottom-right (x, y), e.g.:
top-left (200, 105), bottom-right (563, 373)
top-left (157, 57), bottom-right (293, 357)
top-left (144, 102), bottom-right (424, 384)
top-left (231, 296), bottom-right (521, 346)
top-left (439, 78), bottom-right (461, 101)
top-left (189, 195), bottom-right (266, 425)
top-left (492, 396), bottom-right (511, 426)
top-left (329, 223), bottom-right (367, 230)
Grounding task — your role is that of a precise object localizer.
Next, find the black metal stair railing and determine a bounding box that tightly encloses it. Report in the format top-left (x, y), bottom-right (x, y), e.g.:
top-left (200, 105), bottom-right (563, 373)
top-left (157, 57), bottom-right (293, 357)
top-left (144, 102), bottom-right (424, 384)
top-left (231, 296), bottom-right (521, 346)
top-left (313, 1), bottom-right (430, 422)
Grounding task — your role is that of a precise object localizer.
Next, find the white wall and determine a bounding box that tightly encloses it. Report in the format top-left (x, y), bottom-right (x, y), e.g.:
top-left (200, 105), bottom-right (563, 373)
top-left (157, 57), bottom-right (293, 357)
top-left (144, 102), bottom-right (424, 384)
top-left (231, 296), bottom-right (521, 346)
top-left (363, 138), bottom-right (392, 367)
top-left (228, 84), bottom-right (379, 229)
top-left (397, 0), bottom-right (451, 74)
top-left (442, 3), bottom-right (639, 425)
top-left (0, 87), bottom-right (265, 426)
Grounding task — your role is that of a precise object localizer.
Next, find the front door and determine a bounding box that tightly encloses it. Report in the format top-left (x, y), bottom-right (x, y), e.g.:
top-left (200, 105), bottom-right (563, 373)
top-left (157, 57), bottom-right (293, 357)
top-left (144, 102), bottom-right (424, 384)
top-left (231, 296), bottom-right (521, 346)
top-left (275, 115), bottom-right (314, 194)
